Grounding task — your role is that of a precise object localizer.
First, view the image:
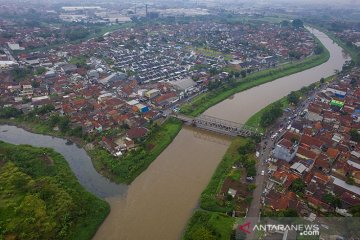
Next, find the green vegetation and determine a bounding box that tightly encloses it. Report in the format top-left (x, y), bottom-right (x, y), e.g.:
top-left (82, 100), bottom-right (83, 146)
top-left (0, 107), bottom-right (23, 119)
top-left (182, 210), bottom-right (235, 240)
top-left (194, 47), bottom-right (233, 61)
top-left (262, 207), bottom-right (299, 217)
top-left (200, 137), bottom-right (256, 213)
top-left (69, 55), bottom-right (88, 68)
top-left (259, 102), bottom-right (283, 128)
top-left (34, 67), bottom-right (47, 76)
top-left (0, 107), bottom-right (85, 140)
top-left (322, 193), bottom-right (341, 208)
top-left (228, 169), bottom-right (242, 181)
top-left (287, 91), bottom-right (301, 105)
top-left (180, 39), bottom-right (330, 117)
top-left (292, 19), bottom-right (304, 28)
top-left (65, 28), bottom-right (90, 41)
top-left (289, 179), bottom-right (306, 195)
top-left (0, 141), bottom-right (109, 240)
top-left (10, 67), bottom-right (32, 82)
top-left (350, 205), bottom-right (360, 217)
top-left (350, 129), bottom-right (360, 143)
top-left (89, 118), bottom-right (182, 184)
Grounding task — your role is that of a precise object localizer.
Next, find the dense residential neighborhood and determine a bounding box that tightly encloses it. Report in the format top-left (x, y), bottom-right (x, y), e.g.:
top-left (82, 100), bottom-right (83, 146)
top-left (252, 68), bottom-right (360, 236)
top-left (1, 1), bottom-right (360, 240)
top-left (0, 12), bottom-right (318, 158)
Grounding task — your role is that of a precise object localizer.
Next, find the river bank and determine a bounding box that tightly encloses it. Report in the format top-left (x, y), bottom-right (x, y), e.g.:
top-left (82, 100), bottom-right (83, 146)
top-left (182, 31), bottom-right (351, 239)
top-left (0, 116), bottom-right (182, 184)
top-left (182, 75), bottom-right (342, 240)
top-left (180, 28), bottom-right (330, 117)
top-left (0, 27), bottom-right (349, 240)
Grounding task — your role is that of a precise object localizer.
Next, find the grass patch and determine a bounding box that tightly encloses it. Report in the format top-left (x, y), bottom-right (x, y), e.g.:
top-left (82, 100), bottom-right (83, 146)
top-left (182, 210), bottom-right (235, 240)
top-left (228, 168), bottom-right (242, 181)
top-left (195, 47), bottom-right (233, 61)
top-left (88, 118), bottom-right (183, 184)
top-left (180, 38), bottom-right (330, 117)
top-left (0, 141), bottom-right (109, 240)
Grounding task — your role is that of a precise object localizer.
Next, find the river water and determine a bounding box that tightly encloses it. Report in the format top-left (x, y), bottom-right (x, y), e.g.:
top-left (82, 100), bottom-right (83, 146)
top-left (0, 125), bottom-right (127, 198)
top-left (205, 28), bottom-right (350, 123)
top-left (0, 28), bottom-right (349, 240)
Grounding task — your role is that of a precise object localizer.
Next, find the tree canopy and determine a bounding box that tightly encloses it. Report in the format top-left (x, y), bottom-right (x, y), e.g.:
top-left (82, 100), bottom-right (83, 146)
top-left (289, 179), bottom-right (306, 194)
top-left (292, 19), bottom-right (304, 28)
top-left (0, 141), bottom-right (109, 240)
top-left (287, 91), bottom-right (300, 106)
top-left (260, 102), bottom-right (283, 127)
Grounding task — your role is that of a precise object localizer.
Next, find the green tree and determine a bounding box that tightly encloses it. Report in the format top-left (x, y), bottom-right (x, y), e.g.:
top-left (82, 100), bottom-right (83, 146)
top-left (292, 19), bottom-right (304, 28)
top-left (314, 45), bottom-right (324, 55)
top-left (240, 70), bottom-right (247, 78)
top-left (287, 91), bottom-right (300, 105)
top-left (289, 179), bottom-right (305, 194)
top-left (238, 140), bottom-right (256, 155)
top-left (59, 117), bottom-right (71, 133)
top-left (0, 107), bottom-right (23, 119)
top-left (350, 129), bottom-right (360, 143)
top-left (69, 55), bottom-right (87, 68)
top-left (34, 104), bottom-right (55, 115)
top-left (189, 226), bottom-right (216, 240)
top-left (35, 67), bottom-right (47, 76)
top-left (323, 193), bottom-right (341, 208)
top-left (6, 194), bottom-right (56, 240)
top-left (350, 205), bottom-right (360, 217)
top-left (260, 102), bottom-right (283, 127)
top-left (280, 20), bottom-right (290, 27)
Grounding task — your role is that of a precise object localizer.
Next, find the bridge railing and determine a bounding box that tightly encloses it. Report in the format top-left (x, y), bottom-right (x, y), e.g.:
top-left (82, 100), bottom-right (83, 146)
top-left (172, 114), bottom-right (260, 136)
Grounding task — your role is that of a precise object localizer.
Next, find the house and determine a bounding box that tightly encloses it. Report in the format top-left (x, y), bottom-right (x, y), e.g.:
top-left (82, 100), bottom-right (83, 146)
top-left (265, 190), bottom-right (299, 211)
top-left (269, 170), bottom-right (286, 185)
top-left (126, 127), bottom-right (149, 139)
top-left (228, 188), bottom-right (237, 198)
top-left (61, 64), bottom-right (77, 73)
top-left (290, 162), bottom-right (307, 175)
top-left (99, 72), bottom-right (127, 85)
top-left (273, 138), bottom-right (298, 162)
top-left (145, 89), bottom-right (160, 99)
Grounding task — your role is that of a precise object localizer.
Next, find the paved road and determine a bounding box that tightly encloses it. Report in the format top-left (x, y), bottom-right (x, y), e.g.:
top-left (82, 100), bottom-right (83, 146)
top-left (241, 84), bottom-right (329, 239)
top-left (243, 135), bottom-right (274, 240)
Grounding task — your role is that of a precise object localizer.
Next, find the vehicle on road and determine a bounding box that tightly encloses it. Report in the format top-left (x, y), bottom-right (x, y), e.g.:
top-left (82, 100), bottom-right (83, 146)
top-left (261, 170), bottom-right (265, 176)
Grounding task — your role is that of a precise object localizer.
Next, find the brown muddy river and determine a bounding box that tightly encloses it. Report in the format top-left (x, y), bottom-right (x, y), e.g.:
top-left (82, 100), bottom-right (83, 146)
top-left (0, 28), bottom-right (349, 240)
top-left (93, 127), bottom-right (231, 240)
top-left (93, 28), bottom-right (349, 240)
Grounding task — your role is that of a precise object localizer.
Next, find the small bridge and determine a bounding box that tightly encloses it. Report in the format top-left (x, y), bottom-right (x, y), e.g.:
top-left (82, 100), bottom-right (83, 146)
top-left (173, 114), bottom-right (259, 137)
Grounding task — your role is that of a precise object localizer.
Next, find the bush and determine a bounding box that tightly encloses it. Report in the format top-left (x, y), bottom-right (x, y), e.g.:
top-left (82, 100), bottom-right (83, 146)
top-left (0, 107), bottom-right (23, 119)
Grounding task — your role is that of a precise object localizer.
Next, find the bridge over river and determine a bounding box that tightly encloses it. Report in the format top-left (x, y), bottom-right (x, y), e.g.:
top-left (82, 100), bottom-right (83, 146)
top-left (172, 114), bottom-right (260, 137)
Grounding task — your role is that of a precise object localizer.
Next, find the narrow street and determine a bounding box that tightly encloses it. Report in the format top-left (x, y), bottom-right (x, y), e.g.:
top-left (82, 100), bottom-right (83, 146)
top-left (242, 84), bottom-right (327, 240)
